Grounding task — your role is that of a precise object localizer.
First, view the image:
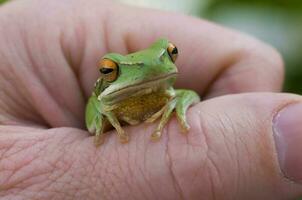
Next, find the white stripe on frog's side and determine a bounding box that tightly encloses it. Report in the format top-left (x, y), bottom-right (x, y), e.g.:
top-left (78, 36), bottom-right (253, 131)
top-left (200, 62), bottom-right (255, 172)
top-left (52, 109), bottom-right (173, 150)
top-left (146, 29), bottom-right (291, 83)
top-left (158, 49), bottom-right (166, 58)
top-left (119, 61), bottom-right (144, 65)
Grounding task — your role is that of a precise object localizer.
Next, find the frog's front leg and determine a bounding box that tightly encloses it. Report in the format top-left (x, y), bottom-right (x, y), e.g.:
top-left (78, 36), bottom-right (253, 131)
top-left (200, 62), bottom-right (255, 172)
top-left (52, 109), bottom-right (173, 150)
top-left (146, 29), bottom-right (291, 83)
top-left (151, 89), bottom-right (200, 141)
top-left (175, 89), bottom-right (200, 132)
top-left (151, 98), bottom-right (177, 141)
top-left (104, 112), bottom-right (129, 143)
top-left (146, 87), bottom-right (176, 124)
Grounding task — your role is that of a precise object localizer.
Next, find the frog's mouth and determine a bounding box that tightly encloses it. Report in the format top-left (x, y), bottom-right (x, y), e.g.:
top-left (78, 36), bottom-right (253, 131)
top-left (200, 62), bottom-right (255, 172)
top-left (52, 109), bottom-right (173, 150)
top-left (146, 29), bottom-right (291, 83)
top-left (99, 73), bottom-right (178, 104)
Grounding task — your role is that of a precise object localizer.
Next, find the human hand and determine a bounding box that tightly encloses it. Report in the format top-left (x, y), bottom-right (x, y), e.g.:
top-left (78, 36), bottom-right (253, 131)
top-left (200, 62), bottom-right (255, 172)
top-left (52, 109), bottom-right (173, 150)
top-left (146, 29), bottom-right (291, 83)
top-left (0, 0), bottom-right (301, 199)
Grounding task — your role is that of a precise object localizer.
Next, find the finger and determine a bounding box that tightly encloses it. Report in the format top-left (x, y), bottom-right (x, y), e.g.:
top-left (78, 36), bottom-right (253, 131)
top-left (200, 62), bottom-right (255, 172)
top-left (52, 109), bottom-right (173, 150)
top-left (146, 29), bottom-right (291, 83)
top-left (2, 93), bottom-right (302, 199)
top-left (57, 1), bottom-right (284, 97)
top-left (163, 93), bottom-right (302, 199)
top-left (0, 1), bottom-right (87, 127)
top-left (0, 0), bottom-right (283, 128)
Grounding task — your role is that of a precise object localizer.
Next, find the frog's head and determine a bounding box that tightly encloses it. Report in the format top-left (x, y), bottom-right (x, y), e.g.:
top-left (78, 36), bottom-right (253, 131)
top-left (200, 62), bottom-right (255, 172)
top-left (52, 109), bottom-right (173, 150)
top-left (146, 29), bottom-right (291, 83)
top-left (97, 38), bottom-right (179, 104)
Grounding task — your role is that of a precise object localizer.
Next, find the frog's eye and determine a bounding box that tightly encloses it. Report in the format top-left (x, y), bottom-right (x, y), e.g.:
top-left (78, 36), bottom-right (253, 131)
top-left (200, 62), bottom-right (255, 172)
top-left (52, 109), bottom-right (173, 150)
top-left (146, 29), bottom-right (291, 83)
top-left (99, 58), bottom-right (119, 82)
top-left (167, 43), bottom-right (178, 63)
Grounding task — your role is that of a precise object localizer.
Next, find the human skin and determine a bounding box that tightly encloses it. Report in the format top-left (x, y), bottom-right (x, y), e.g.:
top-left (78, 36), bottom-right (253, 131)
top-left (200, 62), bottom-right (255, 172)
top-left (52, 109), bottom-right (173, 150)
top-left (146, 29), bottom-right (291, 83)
top-left (1, 0), bottom-right (302, 199)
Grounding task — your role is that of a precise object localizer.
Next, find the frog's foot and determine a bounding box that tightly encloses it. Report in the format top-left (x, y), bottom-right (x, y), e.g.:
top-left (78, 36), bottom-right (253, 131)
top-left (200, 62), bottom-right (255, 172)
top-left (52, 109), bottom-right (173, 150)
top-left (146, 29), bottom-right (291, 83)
top-left (93, 120), bottom-right (106, 147)
top-left (176, 111), bottom-right (190, 133)
top-left (175, 89), bottom-right (200, 134)
top-left (150, 99), bottom-right (177, 141)
top-left (113, 122), bottom-right (129, 143)
top-left (94, 133), bottom-right (106, 147)
top-left (145, 105), bottom-right (167, 124)
top-left (150, 130), bottom-right (162, 141)
top-left (118, 130), bottom-right (129, 144)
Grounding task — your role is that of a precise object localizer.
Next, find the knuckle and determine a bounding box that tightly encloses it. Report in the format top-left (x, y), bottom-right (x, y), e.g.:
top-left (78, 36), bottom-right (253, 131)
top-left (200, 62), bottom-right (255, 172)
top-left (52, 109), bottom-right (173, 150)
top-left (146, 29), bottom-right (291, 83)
top-left (232, 43), bottom-right (284, 92)
top-left (246, 41), bottom-right (285, 89)
top-left (261, 45), bottom-right (285, 83)
top-left (269, 47), bottom-right (285, 84)
top-left (165, 107), bottom-right (241, 199)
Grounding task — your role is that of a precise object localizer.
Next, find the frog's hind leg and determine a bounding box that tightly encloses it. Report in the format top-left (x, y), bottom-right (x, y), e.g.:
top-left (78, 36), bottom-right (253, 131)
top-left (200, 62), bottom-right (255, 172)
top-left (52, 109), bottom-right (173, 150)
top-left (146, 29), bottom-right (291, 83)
top-left (150, 99), bottom-right (177, 141)
top-left (94, 115), bottom-right (106, 146)
top-left (175, 89), bottom-right (200, 133)
top-left (85, 94), bottom-right (107, 146)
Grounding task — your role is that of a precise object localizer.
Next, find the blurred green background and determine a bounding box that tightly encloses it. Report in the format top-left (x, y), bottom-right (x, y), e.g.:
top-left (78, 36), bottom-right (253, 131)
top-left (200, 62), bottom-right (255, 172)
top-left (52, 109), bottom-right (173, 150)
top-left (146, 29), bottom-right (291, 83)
top-left (203, 0), bottom-right (302, 94)
top-left (1, 0), bottom-right (301, 94)
top-left (120, 0), bottom-right (302, 94)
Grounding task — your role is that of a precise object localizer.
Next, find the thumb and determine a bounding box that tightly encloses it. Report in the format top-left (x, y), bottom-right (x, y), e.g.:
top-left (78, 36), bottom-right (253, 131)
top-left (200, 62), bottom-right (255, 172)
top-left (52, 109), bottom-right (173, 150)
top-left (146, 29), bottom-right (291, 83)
top-left (1, 93), bottom-right (302, 200)
top-left (164, 93), bottom-right (302, 199)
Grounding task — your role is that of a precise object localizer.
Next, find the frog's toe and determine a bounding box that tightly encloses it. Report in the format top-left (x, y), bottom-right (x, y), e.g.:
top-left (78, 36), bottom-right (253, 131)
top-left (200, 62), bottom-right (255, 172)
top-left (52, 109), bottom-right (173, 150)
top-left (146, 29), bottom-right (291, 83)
top-left (118, 133), bottom-right (129, 144)
top-left (176, 115), bottom-right (190, 134)
top-left (180, 121), bottom-right (190, 133)
top-left (150, 130), bottom-right (162, 142)
top-left (94, 134), bottom-right (105, 147)
top-left (87, 125), bottom-right (96, 135)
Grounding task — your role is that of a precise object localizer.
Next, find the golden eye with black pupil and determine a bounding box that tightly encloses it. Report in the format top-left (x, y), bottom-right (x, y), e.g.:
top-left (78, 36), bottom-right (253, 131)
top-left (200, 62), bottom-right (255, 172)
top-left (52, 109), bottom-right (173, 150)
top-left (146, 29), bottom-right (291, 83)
top-left (167, 43), bottom-right (178, 63)
top-left (100, 68), bottom-right (113, 74)
top-left (99, 58), bottom-right (119, 82)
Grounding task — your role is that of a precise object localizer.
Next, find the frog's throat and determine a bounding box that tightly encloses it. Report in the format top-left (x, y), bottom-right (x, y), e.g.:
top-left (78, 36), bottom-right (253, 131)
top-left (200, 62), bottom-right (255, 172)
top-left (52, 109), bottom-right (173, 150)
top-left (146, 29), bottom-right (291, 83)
top-left (98, 73), bottom-right (178, 104)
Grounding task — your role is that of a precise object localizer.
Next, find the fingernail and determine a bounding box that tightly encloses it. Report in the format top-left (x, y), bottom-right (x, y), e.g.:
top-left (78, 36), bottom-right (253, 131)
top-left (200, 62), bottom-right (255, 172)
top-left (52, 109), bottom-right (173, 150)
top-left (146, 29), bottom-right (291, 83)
top-left (273, 103), bottom-right (302, 183)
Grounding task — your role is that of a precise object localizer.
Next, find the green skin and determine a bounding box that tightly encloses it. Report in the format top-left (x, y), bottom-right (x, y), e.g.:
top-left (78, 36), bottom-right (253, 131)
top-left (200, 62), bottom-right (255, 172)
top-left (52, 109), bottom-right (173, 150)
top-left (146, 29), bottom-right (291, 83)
top-left (85, 39), bottom-right (200, 145)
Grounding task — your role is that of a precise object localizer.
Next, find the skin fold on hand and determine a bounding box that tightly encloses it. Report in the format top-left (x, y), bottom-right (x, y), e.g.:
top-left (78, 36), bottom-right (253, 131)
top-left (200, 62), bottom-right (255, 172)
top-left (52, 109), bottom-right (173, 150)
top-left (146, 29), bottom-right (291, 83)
top-left (1, 0), bottom-right (302, 199)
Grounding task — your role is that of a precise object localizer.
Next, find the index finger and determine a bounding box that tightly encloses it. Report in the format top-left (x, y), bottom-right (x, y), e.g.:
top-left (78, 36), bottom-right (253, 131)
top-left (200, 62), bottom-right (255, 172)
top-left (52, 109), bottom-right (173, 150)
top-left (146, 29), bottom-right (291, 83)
top-left (73, 2), bottom-right (284, 98)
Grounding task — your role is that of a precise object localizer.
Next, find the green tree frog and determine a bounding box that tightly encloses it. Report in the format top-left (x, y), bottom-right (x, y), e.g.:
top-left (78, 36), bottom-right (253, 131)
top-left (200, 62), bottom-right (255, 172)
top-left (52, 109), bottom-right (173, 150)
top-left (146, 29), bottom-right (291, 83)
top-left (85, 39), bottom-right (200, 145)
